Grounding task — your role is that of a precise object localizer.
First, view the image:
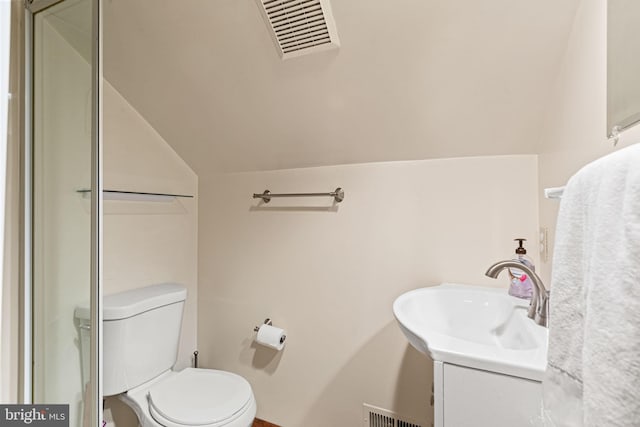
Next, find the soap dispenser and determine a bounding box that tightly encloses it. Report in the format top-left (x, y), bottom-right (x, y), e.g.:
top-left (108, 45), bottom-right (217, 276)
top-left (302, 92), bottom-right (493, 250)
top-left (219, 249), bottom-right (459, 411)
top-left (508, 238), bottom-right (534, 299)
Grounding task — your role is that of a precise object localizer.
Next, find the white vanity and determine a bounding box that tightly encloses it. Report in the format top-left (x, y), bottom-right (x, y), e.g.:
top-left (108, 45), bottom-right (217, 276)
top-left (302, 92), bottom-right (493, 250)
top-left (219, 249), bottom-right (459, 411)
top-left (394, 284), bottom-right (547, 427)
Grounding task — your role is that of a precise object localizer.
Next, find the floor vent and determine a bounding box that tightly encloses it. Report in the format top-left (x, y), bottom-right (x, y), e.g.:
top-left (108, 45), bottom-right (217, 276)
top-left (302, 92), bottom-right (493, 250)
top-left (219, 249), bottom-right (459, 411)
top-left (363, 404), bottom-right (422, 427)
top-left (255, 0), bottom-right (340, 60)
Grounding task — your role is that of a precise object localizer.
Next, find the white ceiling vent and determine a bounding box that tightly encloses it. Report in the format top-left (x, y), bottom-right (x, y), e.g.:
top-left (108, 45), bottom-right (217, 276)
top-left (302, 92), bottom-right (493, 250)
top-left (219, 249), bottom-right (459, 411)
top-left (255, 0), bottom-right (340, 60)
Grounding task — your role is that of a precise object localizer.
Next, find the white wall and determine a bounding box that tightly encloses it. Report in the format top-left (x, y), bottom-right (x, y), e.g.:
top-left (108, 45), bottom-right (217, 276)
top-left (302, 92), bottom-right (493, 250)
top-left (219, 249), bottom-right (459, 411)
top-left (537, 0), bottom-right (640, 283)
top-left (102, 81), bottom-right (198, 426)
top-left (198, 155), bottom-right (539, 426)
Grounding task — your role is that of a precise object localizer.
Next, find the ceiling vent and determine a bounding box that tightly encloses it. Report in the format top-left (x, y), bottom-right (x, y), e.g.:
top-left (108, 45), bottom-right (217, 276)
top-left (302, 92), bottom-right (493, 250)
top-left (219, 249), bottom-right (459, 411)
top-left (255, 0), bottom-right (340, 60)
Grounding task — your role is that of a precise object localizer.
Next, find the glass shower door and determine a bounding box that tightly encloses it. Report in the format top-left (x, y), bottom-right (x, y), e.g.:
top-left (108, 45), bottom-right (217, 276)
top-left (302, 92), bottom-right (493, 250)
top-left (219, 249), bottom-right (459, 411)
top-left (28, 0), bottom-right (101, 425)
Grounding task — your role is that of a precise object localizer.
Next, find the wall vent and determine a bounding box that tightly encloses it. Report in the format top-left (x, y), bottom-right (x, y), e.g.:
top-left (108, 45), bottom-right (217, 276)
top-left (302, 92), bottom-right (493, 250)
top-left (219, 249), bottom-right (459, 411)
top-left (255, 0), bottom-right (340, 60)
top-left (363, 404), bottom-right (423, 427)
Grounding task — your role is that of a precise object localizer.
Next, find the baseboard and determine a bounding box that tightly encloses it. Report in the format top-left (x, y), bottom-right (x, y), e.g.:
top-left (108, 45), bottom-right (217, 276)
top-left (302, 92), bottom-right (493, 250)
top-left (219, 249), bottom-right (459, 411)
top-left (253, 418), bottom-right (280, 427)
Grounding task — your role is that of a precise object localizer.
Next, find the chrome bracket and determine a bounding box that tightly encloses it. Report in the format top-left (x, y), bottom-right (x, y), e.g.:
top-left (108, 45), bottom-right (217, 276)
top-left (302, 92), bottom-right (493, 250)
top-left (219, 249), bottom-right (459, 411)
top-left (253, 318), bottom-right (272, 332)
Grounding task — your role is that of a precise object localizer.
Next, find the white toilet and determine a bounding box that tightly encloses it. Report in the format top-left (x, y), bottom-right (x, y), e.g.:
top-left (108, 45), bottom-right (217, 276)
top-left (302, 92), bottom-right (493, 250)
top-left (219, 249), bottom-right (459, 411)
top-left (76, 283), bottom-right (256, 427)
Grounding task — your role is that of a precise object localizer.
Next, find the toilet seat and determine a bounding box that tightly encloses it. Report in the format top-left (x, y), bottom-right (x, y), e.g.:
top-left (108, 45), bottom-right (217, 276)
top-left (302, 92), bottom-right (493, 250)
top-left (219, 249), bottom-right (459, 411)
top-left (146, 368), bottom-right (254, 427)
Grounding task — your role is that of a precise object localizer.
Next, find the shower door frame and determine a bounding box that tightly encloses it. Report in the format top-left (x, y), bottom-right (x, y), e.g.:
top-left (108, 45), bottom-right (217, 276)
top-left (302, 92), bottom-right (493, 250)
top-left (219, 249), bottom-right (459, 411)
top-left (22, 0), bottom-right (103, 424)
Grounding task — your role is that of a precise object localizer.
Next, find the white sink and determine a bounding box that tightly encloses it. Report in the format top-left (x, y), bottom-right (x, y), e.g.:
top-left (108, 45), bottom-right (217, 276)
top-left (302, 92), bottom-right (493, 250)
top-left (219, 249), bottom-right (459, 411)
top-left (393, 283), bottom-right (548, 381)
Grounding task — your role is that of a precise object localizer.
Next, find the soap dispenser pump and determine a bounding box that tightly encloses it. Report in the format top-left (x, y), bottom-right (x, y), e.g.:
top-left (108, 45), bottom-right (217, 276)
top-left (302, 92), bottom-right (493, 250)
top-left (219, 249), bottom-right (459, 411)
top-left (508, 238), bottom-right (534, 299)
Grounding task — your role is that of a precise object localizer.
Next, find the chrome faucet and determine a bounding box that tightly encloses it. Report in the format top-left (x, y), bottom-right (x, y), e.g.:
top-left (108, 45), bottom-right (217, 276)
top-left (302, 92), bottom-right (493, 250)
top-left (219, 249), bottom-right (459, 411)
top-left (485, 260), bottom-right (549, 327)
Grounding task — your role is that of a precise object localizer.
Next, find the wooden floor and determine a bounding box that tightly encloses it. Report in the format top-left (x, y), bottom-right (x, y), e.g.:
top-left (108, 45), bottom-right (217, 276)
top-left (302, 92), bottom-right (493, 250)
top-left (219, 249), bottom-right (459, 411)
top-left (253, 418), bottom-right (279, 427)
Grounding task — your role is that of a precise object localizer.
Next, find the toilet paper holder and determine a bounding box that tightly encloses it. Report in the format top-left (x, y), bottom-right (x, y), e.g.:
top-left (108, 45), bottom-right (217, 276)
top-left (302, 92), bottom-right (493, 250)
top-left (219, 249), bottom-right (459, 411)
top-left (253, 318), bottom-right (286, 344)
top-left (253, 318), bottom-right (273, 332)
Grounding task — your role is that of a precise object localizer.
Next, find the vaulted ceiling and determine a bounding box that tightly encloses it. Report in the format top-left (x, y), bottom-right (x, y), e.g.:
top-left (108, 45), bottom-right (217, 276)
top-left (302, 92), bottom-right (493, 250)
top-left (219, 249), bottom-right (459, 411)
top-left (103, 0), bottom-right (581, 175)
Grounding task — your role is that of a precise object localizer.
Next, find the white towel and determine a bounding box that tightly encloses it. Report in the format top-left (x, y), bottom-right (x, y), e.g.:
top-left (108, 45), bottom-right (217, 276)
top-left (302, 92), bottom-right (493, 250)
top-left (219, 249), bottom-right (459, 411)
top-left (543, 143), bottom-right (640, 426)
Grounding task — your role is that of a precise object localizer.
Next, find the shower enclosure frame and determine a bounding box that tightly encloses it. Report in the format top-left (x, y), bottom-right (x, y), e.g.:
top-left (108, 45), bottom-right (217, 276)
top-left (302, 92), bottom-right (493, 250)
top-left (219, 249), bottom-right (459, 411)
top-left (22, 0), bottom-right (102, 424)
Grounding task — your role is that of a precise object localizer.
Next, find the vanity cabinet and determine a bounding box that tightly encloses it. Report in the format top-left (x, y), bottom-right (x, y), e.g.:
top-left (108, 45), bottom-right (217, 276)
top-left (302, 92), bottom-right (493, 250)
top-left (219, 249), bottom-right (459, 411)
top-left (433, 361), bottom-right (542, 427)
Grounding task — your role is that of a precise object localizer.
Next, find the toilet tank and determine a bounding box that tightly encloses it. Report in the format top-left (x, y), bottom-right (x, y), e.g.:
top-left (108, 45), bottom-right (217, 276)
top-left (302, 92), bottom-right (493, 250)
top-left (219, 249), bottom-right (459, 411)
top-left (78, 283), bottom-right (187, 396)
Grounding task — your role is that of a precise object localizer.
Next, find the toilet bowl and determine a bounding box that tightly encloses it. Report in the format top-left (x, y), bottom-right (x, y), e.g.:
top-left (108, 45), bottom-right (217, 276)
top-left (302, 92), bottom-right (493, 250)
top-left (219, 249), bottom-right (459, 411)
top-left (120, 369), bottom-right (256, 427)
top-left (75, 283), bottom-right (256, 427)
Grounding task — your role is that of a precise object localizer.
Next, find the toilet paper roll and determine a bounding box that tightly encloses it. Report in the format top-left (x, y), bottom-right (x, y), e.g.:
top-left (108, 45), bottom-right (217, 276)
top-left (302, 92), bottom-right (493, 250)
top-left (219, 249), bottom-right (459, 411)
top-left (256, 324), bottom-right (286, 351)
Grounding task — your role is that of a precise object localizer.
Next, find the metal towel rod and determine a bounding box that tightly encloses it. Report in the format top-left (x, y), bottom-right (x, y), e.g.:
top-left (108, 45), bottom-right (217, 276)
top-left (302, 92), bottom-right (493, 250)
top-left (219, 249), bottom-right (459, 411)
top-left (253, 187), bottom-right (344, 203)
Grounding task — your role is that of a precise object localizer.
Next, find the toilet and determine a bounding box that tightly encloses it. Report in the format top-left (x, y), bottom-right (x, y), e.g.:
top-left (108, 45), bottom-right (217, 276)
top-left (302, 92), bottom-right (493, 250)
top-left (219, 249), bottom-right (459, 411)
top-left (76, 283), bottom-right (256, 427)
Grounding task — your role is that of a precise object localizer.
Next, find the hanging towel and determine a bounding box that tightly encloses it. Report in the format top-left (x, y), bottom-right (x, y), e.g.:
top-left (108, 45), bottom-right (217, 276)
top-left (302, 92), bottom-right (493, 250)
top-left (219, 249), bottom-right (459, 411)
top-left (543, 143), bottom-right (640, 426)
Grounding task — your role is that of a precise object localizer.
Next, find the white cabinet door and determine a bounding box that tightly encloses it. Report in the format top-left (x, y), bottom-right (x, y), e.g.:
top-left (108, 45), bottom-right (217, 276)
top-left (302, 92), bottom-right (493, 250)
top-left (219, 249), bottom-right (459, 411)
top-left (442, 364), bottom-right (542, 426)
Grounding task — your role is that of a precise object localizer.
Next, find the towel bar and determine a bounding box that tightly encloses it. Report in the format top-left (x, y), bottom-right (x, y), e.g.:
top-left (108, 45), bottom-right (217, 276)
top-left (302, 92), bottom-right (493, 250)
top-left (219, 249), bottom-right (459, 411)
top-left (253, 188), bottom-right (344, 203)
top-left (544, 186), bottom-right (565, 199)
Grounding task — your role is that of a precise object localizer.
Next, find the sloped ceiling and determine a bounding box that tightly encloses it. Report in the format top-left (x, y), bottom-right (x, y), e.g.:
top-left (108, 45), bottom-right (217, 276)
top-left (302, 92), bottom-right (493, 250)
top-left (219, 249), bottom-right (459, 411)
top-left (45, 0), bottom-right (92, 62)
top-left (104, 0), bottom-right (580, 175)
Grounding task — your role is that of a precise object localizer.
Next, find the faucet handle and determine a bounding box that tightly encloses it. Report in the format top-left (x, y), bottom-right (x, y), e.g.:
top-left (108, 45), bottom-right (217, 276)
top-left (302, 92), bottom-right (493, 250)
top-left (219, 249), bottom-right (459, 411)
top-left (534, 290), bottom-right (550, 327)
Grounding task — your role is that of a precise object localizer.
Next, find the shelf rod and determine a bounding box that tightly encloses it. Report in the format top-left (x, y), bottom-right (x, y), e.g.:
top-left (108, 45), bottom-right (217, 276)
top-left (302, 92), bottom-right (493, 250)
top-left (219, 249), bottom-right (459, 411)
top-left (253, 187), bottom-right (344, 203)
top-left (76, 189), bottom-right (194, 198)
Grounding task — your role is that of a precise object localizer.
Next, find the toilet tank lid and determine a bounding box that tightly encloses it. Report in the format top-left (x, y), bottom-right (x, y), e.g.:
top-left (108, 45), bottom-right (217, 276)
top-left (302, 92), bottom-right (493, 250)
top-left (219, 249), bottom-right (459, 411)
top-left (74, 283), bottom-right (187, 321)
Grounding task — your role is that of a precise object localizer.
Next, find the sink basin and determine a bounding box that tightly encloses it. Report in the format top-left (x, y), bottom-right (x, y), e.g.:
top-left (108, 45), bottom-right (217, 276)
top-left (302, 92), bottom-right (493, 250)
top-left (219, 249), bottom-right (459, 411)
top-left (393, 283), bottom-right (548, 380)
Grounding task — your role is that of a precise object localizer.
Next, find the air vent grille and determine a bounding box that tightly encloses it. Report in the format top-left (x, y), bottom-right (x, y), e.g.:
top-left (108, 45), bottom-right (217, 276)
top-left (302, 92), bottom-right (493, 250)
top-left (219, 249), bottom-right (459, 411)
top-left (256, 0), bottom-right (340, 59)
top-left (363, 404), bottom-right (423, 427)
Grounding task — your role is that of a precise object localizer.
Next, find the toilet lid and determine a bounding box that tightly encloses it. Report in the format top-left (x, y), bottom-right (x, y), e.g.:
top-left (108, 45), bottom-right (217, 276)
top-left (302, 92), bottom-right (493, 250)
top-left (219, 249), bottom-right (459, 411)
top-left (148, 368), bottom-right (252, 426)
